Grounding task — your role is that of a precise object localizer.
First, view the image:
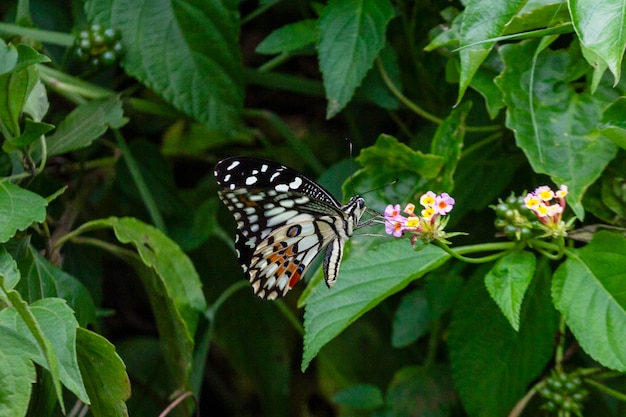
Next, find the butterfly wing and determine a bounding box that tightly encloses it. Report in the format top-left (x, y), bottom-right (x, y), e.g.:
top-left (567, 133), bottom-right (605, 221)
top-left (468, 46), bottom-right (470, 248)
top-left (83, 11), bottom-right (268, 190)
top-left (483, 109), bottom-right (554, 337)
top-left (215, 157), bottom-right (349, 299)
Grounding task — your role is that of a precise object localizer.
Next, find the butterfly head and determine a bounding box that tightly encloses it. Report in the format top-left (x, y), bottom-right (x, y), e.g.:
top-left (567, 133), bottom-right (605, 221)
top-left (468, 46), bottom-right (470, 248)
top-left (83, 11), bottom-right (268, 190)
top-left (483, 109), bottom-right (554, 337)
top-left (344, 196), bottom-right (367, 231)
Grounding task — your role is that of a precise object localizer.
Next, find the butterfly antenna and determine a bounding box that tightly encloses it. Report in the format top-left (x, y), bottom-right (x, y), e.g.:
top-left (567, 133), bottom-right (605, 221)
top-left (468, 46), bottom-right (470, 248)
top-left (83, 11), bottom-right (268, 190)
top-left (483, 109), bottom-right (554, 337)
top-left (345, 138), bottom-right (356, 196)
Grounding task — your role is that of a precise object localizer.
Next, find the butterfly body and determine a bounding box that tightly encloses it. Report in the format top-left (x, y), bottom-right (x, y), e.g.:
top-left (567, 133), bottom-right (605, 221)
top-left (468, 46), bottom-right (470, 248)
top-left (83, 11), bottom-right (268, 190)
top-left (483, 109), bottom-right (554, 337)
top-left (214, 156), bottom-right (366, 299)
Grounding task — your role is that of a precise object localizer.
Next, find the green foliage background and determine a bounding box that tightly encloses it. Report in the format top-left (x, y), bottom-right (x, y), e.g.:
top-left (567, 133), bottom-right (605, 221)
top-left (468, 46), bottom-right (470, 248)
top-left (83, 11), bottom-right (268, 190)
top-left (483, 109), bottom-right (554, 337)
top-left (1, 0), bottom-right (626, 416)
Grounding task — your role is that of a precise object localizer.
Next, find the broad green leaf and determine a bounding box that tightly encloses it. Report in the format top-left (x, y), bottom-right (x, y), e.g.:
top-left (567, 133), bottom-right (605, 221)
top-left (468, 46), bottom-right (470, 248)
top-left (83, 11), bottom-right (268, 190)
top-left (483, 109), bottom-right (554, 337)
top-left (318, 0), bottom-right (394, 118)
top-left (552, 231), bottom-right (626, 371)
top-left (448, 265), bottom-right (557, 417)
top-left (391, 289), bottom-right (430, 348)
top-left (504, 0), bottom-right (571, 35)
top-left (74, 217), bottom-right (206, 409)
top-left (0, 288), bottom-right (63, 413)
top-left (457, 0), bottom-right (526, 103)
top-left (484, 250), bottom-right (536, 331)
top-left (495, 40), bottom-right (618, 219)
top-left (76, 328), bottom-right (130, 417)
top-left (0, 182), bottom-right (47, 243)
top-left (84, 0), bottom-right (244, 133)
top-left (430, 101), bottom-right (470, 191)
top-left (0, 325), bottom-right (37, 417)
top-left (599, 97), bottom-right (626, 149)
top-left (302, 239), bottom-right (449, 371)
top-left (12, 245), bottom-right (96, 327)
top-left (570, 0), bottom-right (626, 85)
top-left (44, 95), bottom-right (127, 157)
top-left (0, 298), bottom-right (89, 404)
top-left (386, 365), bottom-right (455, 417)
top-left (333, 384), bottom-right (384, 409)
top-left (255, 19), bottom-right (319, 54)
top-left (467, 54), bottom-right (504, 119)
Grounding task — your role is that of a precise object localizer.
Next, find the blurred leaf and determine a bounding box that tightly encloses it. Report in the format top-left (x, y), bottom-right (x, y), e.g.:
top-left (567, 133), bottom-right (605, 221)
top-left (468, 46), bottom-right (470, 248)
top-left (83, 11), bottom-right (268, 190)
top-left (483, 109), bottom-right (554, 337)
top-left (161, 120), bottom-right (254, 157)
top-left (0, 246), bottom-right (20, 293)
top-left (0, 182), bottom-right (46, 243)
top-left (552, 231), bottom-right (626, 371)
top-left (0, 325), bottom-right (37, 417)
top-left (391, 289), bottom-right (430, 348)
top-left (424, 266), bottom-right (463, 320)
top-left (457, 0), bottom-right (526, 103)
top-left (386, 365), bottom-right (455, 417)
top-left (448, 264), bottom-right (557, 417)
top-left (12, 245), bottom-right (96, 327)
top-left (302, 240), bottom-right (449, 371)
top-left (467, 54), bottom-right (504, 119)
top-left (484, 250), bottom-right (536, 331)
top-left (43, 95), bottom-right (127, 157)
top-left (84, 0), bottom-right (244, 133)
top-left (255, 19), bottom-right (319, 54)
top-left (570, 0), bottom-right (626, 86)
top-left (430, 101), bottom-right (470, 191)
top-left (0, 65), bottom-right (38, 138)
top-left (318, 0), bottom-right (394, 118)
top-left (333, 384), bottom-right (384, 409)
top-left (76, 328), bottom-right (130, 417)
top-left (359, 43), bottom-right (400, 110)
top-left (495, 39), bottom-right (618, 219)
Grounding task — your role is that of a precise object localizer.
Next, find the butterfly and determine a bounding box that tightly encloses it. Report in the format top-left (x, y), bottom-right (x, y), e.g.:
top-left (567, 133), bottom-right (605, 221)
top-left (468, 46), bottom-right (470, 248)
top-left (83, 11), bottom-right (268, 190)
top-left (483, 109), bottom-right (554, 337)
top-left (214, 156), bottom-right (371, 300)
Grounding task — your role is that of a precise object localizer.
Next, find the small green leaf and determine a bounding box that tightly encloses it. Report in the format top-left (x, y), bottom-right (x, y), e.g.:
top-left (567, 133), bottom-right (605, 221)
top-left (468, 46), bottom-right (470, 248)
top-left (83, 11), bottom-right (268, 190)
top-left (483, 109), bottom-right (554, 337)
top-left (570, 0), bottom-right (626, 85)
top-left (76, 328), bottom-right (130, 417)
top-left (386, 365), bottom-right (455, 417)
top-left (484, 250), bottom-right (536, 331)
top-left (255, 19), bottom-right (319, 54)
top-left (3, 119), bottom-right (54, 152)
top-left (391, 289), bottom-right (430, 348)
top-left (302, 240), bottom-right (449, 371)
top-left (43, 95), bottom-right (127, 157)
top-left (0, 65), bottom-right (39, 138)
top-left (449, 265), bottom-right (557, 417)
top-left (0, 42), bottom-right (50, 76)
top-left (0, 246), bottom-right (20, 292)
top-left (430, 101), bottom-right (470, 191)
top-left (0, 182), bottom-right (47, 243)
top-left (318, 0), bottom-right (394, 118)
top-left (552, 231), bottom-right (626, 371)
top-left (333, 384), bottom-right (384, 409)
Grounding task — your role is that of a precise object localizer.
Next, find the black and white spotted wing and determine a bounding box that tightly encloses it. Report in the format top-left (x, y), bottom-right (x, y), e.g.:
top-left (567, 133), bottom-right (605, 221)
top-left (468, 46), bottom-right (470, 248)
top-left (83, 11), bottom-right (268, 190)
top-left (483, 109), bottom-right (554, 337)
top-left (214, 156), bottom-right (367, 300)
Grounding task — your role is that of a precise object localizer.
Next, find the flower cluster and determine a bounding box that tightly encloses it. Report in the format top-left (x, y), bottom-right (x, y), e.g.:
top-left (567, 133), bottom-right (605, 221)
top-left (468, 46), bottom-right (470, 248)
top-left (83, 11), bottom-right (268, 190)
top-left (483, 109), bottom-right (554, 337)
top-left (523, 185), bottom-right (569, 237)
top-left (384, 191), bottom-right (455, 244)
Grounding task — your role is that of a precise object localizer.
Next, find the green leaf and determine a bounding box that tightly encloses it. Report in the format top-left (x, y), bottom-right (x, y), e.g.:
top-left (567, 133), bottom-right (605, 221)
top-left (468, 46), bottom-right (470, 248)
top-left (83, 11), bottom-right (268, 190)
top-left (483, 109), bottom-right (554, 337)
top-left (76, 328), bottom-right (130, 417)
top-left (0, 298), bottom-right (89, 404)
top-left (457, 0), bottom-right (526, 103)
top-left (552, 231), bottom-right (626, 371)
top-left (570, 0), bottom-right (626, 85)
top-left (0, 325), bottom-right (37, 417)
top-left (0, 65), bottom-right (39, 138)
top-left (448, 265), bottom-right (557, 417)
top-left (0, 42), bottom-right (49, 76)
top-left (43, 95), bottom-right (127, 157)
top-left (318, 0), bottom-right (394, 118)
top-left (391, 289), bottom-right (430, 348)
top-left (84, 0), bottom-right (244, 133)
top-left (3, 118), bottom-right (54, 152)
top-left (359, 43), bottom-right (401, 110)
top-left (386, 365), bottom-right (455, 417)
top-left (0, 182), bottom-right (47, 243)
top-left (333, 384), bottom-right (384, 409)
top-left (495, 40), bottom-right (618, 219)
top-left (302, 240), bottom-right (449, 371)
top-left (599, 97), bottom-right (626, 149)
top-left (430, 101), bottom-right (470, 191)
top-left (75, 217), bottom-right (207, 408)
top-left (484, 250), bottom-right (536, 331)
top-left (255, 19), bottom-right (319, 54)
